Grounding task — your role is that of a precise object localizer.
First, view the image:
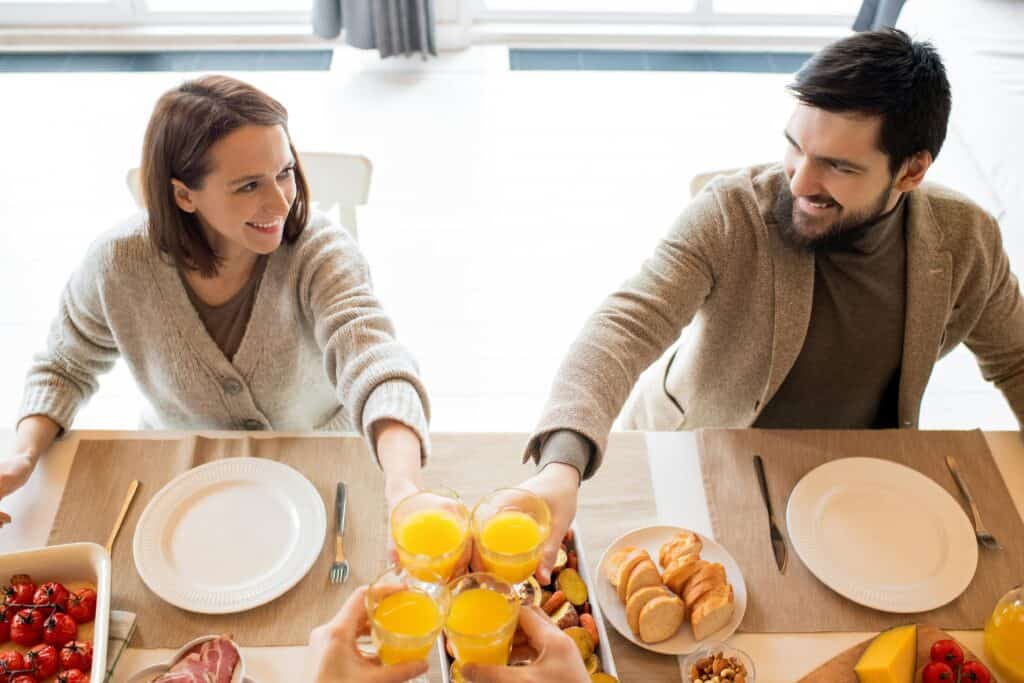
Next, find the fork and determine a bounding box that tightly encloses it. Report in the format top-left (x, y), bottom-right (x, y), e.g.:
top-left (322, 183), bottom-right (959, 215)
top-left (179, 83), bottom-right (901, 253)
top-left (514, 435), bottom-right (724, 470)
top-left (330, 482), bottom-right (350, 583)
top-left (945, 455), bottom-right (1003, 551)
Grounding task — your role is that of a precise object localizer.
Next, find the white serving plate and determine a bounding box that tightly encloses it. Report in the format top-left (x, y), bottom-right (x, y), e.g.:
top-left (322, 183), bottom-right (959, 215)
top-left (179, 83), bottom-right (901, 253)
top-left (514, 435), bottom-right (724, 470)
top-left (133, 458), bottom-right (326, 614)
top-left (787, 457), bottom-right (978, 613)
top-left (0, 542), bottom-right (111, 682)
top-left (440, 522), bottom-right (618, 681)
top-left (126, 635), bottom-right (250, 683)
top-left (595, 525), bottom-right (747, 656)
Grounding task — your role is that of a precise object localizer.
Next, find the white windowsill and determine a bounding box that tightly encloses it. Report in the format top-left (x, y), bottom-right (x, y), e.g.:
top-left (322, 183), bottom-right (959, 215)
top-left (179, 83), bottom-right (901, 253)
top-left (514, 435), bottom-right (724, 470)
top-left (0, 20), bottom-right (847, 54)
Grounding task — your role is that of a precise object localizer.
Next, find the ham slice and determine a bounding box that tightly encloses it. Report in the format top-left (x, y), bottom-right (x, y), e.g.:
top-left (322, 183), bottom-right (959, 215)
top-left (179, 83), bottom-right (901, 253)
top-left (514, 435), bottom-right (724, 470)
top-left (151, 636), bottom-right (239, 683)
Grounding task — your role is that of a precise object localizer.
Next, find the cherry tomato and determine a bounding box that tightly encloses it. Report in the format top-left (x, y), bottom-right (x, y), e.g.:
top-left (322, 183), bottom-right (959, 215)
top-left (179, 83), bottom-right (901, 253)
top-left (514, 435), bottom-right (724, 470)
top-left (33, 582), bottom-right (70, 615)
top-left (0, 649), bottom-right (25, 673)
top-left (0, 609), bottom-right (10, 643)
top-left (58, 670), bottom-right (90, 683)
top-left (922, 661), bottom-right (956, 683)
top-left (60, 640), bottom-right (93, 672)
top-left (11, 675), bottom-right (36, 683)
top-left (10, 608), bottom-right (44, 647)
top-left (43, 612), bottom-right (78, 647)
top-left (7, 575), bottom-right (36, 607)
top-left (960, 661), bottom-right (992, 683)
top-left (67, 589), bottom-right (97, 624)
top-left (929, 639), bottom-right (965, 669)
top-left (25, 643), bottom-right (58, 680)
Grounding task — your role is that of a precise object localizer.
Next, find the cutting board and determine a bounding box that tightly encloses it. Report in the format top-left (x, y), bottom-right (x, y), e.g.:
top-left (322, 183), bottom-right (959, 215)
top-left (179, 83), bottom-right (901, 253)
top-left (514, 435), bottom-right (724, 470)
top-left (798, 624), bottom-right (992, 682)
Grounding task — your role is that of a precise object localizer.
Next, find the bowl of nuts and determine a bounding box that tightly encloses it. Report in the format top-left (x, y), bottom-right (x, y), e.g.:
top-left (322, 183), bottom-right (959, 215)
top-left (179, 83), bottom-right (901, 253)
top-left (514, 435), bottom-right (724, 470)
top-left (681, 641), bottom-right (754, 683)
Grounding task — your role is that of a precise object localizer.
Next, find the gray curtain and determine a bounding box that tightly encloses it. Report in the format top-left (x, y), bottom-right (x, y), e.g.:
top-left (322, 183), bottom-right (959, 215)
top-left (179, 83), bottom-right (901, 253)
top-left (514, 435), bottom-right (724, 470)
top-left (312, 0), bottom-right (436, 59)
top-left (853, 0), bottom-right (907, 30)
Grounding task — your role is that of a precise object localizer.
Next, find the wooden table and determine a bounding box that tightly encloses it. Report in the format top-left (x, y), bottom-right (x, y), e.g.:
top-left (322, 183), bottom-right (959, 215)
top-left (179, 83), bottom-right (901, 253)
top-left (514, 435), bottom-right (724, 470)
top-left (0, 429), bottom-right (1021, 682)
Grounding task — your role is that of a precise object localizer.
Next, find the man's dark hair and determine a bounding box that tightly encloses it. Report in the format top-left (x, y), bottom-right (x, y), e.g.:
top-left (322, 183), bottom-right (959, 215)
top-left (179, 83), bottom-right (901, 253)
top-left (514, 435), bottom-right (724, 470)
top-left (788, 28), bottom-right (951, 175)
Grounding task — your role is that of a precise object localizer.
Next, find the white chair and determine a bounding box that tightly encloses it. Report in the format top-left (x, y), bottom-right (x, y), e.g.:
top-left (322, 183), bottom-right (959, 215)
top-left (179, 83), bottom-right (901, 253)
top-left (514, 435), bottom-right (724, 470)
top-left (126, 151), bottom-right (372, 240)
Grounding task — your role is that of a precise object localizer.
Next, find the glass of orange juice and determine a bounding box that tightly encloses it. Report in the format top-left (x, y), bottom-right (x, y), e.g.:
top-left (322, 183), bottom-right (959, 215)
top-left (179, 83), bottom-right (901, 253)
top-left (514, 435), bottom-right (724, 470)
top-left (444, 572), bottom-right (520, 681)
top-left (471, 488), bottom-right (551, 588)
top-left (985, 585), bottom-right (1024, 683)
top-left (365, 564), bottom-right (450, 674)
top-left (391, 488), bottom-right (470, 582)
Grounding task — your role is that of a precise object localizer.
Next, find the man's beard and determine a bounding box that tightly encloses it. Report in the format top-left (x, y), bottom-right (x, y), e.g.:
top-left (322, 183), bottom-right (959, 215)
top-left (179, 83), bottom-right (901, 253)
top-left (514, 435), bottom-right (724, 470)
top-left (773, 182), bottom-right (895, 251)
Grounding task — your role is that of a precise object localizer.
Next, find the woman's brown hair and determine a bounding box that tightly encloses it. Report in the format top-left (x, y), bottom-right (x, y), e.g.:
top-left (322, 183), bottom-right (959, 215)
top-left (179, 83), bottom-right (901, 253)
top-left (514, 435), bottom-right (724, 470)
top-left (141, 75), bottom-right (310, 277)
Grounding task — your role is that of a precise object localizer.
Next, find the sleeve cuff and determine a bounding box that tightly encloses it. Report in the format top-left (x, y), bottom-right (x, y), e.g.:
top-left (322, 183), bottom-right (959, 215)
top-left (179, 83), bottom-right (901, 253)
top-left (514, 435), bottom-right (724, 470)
top-left (361, 379), bottom-right (431, 467)
top-left (534, 429), bottom-right (596, 484)
top-left (18, 378), bottom-right (80, 435)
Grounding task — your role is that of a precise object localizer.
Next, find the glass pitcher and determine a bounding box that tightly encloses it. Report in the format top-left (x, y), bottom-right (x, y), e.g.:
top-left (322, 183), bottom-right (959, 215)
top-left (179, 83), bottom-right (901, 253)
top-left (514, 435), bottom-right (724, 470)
top-left (985, 584), bottom-right (1024, 683)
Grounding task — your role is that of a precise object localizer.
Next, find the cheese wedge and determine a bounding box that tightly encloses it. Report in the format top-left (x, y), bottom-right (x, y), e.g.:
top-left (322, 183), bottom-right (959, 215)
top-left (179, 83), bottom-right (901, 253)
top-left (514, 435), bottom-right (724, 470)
top-left (854, 624), bottom-right (917, 683)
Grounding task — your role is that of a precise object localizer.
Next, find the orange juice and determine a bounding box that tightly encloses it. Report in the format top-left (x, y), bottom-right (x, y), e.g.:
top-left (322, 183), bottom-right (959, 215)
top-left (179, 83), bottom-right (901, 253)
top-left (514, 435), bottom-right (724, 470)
top-left (985, 589), bottom-right (1024, 683)
top-left (396, 508), bottom-right (468, 581)
top-left (371, 589), bottom-right (443, 664)
top-left (479, 510), bottom-right (544, 583)
top-left (445, 588), bottom-right (518, 665)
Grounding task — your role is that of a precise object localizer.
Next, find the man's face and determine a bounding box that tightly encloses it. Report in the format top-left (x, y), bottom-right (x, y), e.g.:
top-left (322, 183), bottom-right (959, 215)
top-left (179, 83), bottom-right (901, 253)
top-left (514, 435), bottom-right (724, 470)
top-left (779, 103), bottom-right (901, 249)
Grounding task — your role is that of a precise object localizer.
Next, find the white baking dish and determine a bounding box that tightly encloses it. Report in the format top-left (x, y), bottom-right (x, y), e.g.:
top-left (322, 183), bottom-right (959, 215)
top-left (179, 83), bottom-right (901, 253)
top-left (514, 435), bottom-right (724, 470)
top-left (0, 542), bottom-right (111, 681)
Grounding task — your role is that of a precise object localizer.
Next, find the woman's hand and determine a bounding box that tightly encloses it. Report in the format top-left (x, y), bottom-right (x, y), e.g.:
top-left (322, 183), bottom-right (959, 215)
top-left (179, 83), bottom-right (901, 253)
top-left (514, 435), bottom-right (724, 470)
top-left (461, 604), bottom-right (590, 683)
top-left (0, 453), bottom-right (36, 526)
top-left (517, 463), bottom-right (580, 584)
top-left (307, 586), bottom-right (429, 683)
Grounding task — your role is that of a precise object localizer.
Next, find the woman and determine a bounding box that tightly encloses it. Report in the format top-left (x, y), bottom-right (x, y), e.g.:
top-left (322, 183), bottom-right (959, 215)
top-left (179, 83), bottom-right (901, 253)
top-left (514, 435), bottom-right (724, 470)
top-left (307, 587), bottom-right (590, 683)
top-left (1, 75), bottom-right (428, 521)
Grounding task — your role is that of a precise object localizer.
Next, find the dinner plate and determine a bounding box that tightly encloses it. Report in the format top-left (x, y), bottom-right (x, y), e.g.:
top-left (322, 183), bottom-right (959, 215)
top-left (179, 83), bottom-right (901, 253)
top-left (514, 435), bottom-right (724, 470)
top-left (595, 525), bottom-right (747, 655)
top-left (133, 458), bottom-right (327, 614)
top-left (786, 457), bottom-right (978, 613)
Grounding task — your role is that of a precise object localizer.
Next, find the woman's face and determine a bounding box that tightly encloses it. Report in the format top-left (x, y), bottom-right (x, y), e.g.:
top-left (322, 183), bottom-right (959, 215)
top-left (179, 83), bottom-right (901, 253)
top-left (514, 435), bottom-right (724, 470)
top-left (172, 123), bottom-right (297, 265)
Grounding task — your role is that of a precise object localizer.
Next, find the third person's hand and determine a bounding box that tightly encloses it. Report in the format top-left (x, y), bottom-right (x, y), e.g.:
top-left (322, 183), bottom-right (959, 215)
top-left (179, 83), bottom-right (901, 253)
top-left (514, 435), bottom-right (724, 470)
top-left (517, 463), bottom-right (579, 585)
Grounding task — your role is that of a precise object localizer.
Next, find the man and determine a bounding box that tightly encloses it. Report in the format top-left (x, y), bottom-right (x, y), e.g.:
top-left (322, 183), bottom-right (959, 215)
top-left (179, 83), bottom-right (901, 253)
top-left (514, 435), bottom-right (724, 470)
top-left (516, 28), bottom-right (1024, 583)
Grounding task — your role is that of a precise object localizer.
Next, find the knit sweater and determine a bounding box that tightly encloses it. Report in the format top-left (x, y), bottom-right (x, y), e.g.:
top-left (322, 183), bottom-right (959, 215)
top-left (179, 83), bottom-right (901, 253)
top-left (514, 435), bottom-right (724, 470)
top-left (19, 211), bottom-right (431, 464)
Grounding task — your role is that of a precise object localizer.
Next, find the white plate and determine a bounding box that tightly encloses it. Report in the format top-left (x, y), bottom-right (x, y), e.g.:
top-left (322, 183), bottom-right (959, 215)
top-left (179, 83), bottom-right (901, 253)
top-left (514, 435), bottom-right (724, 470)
top-left (595, 525), bottom-right (747, 655)
top-left (133, 458), bottom-right (327, 614)
top-left (786, 457), bottom-right (978, 613)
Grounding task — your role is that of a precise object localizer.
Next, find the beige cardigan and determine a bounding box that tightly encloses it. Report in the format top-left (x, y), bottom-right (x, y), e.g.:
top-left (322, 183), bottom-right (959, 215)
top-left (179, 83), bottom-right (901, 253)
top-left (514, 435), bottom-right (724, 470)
top-left (526, 164), bottom-right (1024, 475)
top-left (20, 211), bottom-right (431, 463)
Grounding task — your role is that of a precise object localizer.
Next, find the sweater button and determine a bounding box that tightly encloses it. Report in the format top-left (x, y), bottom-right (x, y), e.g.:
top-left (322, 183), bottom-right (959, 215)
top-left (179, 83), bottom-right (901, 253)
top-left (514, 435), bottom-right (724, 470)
top-left (243, 419), bottom-right (264, 430)
top-left (223, 379), bottom-right (243, 395)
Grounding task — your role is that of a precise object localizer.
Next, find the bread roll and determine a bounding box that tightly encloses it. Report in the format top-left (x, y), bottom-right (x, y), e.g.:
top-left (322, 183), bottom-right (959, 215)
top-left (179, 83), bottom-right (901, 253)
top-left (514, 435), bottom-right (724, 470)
top-left (691, 584), bottom-right (734, 641)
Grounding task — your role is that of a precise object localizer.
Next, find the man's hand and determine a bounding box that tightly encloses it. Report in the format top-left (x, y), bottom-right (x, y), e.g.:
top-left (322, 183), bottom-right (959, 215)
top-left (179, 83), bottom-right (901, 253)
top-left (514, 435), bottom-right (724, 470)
top-left (0, 453), bottom-right (38, 527)
top-left (307, 586), bottom-right (430, 683)
top-left (517, 463), bottom-right (580, 585)
top-left (461, 604), bottom-right (589, 683)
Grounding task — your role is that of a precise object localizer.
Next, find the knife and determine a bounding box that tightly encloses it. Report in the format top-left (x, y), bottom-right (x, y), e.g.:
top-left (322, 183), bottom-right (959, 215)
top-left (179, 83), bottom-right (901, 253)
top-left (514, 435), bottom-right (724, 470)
top-left (753, 455), bottom-right (788, 574)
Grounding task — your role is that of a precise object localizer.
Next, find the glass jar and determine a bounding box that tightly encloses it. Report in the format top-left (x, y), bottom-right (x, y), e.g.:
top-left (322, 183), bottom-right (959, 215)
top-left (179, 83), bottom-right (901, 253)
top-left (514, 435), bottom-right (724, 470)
top-left (984, 585), bottom-right (1024, 683)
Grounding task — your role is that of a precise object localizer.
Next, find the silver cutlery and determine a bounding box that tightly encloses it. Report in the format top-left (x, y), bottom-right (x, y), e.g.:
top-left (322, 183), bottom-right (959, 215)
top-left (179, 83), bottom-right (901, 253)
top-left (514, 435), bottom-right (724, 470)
top-left (330, 482), bottom-right (350, 584)
top-left (106, 480), bottom-right (140, 555)
top-left (945, 455), bottom-right (1002, 551)
top-left (753, 455), bottom-right (789, 574)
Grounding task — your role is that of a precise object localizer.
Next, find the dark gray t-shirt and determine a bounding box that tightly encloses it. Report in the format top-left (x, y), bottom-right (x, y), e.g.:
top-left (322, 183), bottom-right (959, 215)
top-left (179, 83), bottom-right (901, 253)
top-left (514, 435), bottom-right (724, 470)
top-left (754, 197), bottom-right (907, 428)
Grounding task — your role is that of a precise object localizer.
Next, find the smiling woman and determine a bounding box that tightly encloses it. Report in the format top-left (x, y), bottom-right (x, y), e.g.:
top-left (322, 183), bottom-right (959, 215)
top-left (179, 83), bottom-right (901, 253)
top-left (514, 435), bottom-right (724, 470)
top-left (2, 75), bottom-right (430, 528)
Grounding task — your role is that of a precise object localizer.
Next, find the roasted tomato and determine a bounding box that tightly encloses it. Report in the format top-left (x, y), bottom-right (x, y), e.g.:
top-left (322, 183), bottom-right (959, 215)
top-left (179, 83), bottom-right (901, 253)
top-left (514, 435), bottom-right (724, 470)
top-left (67, 588), bottom-right (97, 624)
top-left (10, 608), bottom-right (44, 647)
top-left (11, 675), bottom-right (37, 683)
top-left (43, 612), bottom-right (78, 647)
top-left (7, 575), bottom-right (36, 607)
top-left (33, 582), bottom-right (70, 614)
top-left (929, 639), bottom-right (965, 669)
top-left (0, 650), bottom-right (25, 674)
top-left (58, 670), bottom-right (90, 683)
top-left (60, 640), bottom-right (93, 672)
top-left (0, 608), bottom-right (10, 643)
top-left (25, 643), bottom-right (59, 680)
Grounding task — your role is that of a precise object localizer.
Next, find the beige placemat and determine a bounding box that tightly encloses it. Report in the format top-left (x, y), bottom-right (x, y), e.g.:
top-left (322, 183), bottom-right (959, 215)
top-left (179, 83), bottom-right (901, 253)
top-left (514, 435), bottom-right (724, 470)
top-left (48, 435), bottom-right (387, 647)
top-left (698, 429), bottom-right (1024, 633)
top-left (426, 433), bottom-right (681, 683)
